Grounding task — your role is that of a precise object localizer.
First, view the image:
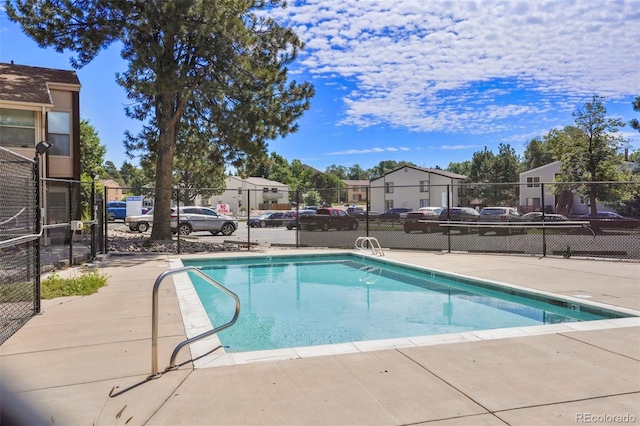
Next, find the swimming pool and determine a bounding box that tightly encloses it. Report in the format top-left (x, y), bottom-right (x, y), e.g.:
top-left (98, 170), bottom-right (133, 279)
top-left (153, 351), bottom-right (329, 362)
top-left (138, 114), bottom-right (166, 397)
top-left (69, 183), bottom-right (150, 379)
top-left (179, 253), bottom-right (631, 354)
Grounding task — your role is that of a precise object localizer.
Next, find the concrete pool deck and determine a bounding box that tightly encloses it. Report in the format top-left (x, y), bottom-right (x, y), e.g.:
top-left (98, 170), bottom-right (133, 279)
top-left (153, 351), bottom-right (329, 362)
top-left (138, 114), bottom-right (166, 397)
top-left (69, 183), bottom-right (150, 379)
top-left (1, 250), bottom-right (639, 425)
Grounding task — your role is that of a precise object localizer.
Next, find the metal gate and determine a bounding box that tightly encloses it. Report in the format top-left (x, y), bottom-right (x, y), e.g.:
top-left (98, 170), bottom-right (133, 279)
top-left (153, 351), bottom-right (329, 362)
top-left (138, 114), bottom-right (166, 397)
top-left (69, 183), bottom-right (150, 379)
top-left (0, 147), bottom-right (39, 344)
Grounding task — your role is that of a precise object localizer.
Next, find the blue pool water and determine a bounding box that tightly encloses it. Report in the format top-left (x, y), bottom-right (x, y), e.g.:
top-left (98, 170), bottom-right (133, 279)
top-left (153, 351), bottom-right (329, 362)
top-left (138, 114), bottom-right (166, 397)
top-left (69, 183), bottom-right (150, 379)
top-left (182, 254), bottom-right (629, 353)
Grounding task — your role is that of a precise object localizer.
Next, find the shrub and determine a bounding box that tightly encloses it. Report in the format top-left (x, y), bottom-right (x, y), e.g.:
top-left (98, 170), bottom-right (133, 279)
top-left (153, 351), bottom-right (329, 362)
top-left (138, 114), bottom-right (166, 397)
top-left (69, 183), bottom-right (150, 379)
top-left (41, 269), bottom-right (108, 299)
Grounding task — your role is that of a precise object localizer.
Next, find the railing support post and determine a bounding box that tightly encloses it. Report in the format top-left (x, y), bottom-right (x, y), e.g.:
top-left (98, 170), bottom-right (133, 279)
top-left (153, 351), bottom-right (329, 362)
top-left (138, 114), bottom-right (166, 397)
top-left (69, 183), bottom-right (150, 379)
top-left (149, 267), bottom-right (241, 379)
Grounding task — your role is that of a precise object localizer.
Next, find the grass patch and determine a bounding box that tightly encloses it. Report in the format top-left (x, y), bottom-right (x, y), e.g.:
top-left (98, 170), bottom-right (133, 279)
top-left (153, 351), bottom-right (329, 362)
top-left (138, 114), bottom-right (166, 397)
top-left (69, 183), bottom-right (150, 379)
top-left (41, 269), bottom-right (108, 299)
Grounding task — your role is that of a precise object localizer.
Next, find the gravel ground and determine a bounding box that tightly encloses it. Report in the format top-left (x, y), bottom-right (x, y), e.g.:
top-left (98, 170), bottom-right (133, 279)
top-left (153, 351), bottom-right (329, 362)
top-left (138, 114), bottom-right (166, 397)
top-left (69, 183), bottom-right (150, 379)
top-left (106, 229), bottom-right (242, 254)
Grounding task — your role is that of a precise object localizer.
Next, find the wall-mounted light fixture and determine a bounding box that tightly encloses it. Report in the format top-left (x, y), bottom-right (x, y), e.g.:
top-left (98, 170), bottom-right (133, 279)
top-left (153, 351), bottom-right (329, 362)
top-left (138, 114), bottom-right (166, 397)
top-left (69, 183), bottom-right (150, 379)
top-left (35, 140), bottom-right (52, 155)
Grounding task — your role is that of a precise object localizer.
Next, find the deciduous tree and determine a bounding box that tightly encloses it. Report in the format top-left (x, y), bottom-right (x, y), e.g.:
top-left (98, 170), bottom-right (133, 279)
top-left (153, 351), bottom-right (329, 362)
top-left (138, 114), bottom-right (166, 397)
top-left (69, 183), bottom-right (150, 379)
top-left (522, 137), bottom-right (555, 170)
top-left (79, 119), bottom-right (105, 179)
top-left (550, 96), bottom-right (629, 215)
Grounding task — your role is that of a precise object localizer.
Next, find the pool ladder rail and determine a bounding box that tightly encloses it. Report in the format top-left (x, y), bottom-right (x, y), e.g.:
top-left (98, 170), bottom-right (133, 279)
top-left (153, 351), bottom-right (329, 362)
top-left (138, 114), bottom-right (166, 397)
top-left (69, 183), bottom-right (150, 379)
top-left (355, 236), bottom-right (384, 256)
top-left (149, 266), bottom-right (240, 379)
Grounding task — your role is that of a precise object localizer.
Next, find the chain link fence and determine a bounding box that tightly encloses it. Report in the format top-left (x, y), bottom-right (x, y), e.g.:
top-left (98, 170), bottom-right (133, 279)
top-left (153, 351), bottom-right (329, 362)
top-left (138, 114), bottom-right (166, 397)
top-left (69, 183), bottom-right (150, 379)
top-left (0, 147), bottom-right (38, 344)
top-left (103, 181), bottom-right (640, 260)
top-left (41, 178), bottom-right (97, 269)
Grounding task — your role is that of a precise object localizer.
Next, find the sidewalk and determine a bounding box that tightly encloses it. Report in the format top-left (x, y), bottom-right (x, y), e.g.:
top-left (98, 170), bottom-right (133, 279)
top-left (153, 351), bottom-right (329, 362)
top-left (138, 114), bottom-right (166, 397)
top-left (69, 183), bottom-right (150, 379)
top-left (1, 251), bottom-right (638, 425)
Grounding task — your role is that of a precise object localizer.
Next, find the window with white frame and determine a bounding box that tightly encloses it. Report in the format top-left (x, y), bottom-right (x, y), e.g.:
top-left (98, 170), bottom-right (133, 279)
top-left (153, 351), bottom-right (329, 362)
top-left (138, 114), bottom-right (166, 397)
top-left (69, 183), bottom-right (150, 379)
top-left (420, 180), bottom-right (429, 192)
top-left (420, 199), bottom-right (430, 207)
top-left (385, 182), bottom-right (394, 193)
top-left (579, 195), bottom-right (588, 205)
top-left (0, 108), bottom-right (36, 148)
top-left (385, 200), bottom-right (394, 210)
top-left (526, 176), bottom-right (540, 188)
top-left (48, 111), bottom-right (71, 156)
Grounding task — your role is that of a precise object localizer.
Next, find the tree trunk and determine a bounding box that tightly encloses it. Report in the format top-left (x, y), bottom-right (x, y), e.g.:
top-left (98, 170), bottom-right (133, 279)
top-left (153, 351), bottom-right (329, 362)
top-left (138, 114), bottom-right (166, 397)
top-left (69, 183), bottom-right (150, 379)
top-left (150, 100), bottom-right (176, 241)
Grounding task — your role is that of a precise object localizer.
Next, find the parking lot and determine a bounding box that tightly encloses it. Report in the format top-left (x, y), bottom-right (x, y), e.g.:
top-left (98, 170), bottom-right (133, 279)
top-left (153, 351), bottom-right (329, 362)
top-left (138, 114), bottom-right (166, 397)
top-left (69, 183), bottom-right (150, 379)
top-left (105, 217), bottom-right (640, 259)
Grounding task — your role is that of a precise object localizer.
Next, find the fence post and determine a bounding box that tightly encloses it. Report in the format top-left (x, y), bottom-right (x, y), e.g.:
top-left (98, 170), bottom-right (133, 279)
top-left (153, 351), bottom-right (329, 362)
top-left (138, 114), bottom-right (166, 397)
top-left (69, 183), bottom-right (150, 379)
top-left (247, 189), bottom-right (251, 251)
top-left (541, 182), bottom-right (547, 257)
top-left (446, 184), bottom-right (451, 253)
top-left (103, 186), bottom-right (108, 254)
top-left (34, 156), bottom-right (42, 314)
top-left (295, 189), bottom-right (300, 249)
top-left (68, 180), bottom-right (73, 264)
top-left (90, 178), bottom-right (96, 259)
top-left (176, 188), bottom-right (181, 254)
top-left (365, 186), bottom-right (370, 236)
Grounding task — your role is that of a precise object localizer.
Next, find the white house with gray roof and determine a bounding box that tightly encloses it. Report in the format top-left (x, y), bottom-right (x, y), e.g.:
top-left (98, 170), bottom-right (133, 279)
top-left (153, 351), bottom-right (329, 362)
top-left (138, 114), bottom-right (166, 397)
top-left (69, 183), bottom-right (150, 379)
top-left (369, 165), bottom-right (467, 213)
top-left (207, 176), bottom-right (290, 214)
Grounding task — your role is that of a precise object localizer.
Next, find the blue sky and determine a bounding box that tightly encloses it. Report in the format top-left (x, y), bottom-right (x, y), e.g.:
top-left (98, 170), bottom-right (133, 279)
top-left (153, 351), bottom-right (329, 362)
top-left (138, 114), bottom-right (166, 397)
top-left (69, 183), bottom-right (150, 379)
top-left (2, 0), bottom-right (639, 172)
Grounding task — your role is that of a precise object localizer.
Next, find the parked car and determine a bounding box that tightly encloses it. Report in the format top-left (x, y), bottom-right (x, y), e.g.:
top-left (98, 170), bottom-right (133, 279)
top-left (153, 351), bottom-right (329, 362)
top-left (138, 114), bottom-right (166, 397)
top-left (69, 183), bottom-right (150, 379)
top-left (298, 207), bottom-right (359, 231)
top-left (579, 211), bottom-right (627, 220)
top-left (124, 208), bottom-right (164, 232)
top-left (346, 206), bottom-right (367, 219)
top-left (404, 210), bottom-right (440, 233)
top-left (578, 211), bottom-right (640, 233)
top-left (378, 207), bottom-right (413, 221)
top-left (418, 206), bottom-right (443, 215)
top-left (248, 211), bottom-right (287, 228)
top-left (437, 207), bottom-right (480, 234)
top-left (520, 212), bottom-right (569, 221)
top-left (283, 209), bottom-right (316, 230)
top-left (170, 206), bottom-right (238, 236)
top-left (477, 206), bottom-right (525, 235)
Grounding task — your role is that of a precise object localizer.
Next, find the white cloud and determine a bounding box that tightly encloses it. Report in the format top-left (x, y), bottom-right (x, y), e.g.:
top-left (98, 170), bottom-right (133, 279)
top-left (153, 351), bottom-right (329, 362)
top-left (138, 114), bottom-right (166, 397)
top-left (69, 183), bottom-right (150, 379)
top-left (271, 0), bottom-right (640, 135)
top-left (325, 146), bottom-right (410, 155)
top-left (441, 145), bottom-right (484, 151)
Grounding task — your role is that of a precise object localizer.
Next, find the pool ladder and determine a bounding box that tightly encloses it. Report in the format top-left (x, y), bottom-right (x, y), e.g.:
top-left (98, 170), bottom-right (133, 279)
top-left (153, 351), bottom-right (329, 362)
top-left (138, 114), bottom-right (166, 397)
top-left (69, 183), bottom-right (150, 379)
top-left (149, 266), bottom-right (240, 379)
top-left (355, 236), bottom-right (384, 256)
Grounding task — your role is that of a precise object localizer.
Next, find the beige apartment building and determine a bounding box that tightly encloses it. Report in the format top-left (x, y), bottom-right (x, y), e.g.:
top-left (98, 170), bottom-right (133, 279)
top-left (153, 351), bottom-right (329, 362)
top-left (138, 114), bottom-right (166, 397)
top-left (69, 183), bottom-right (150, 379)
top-left (0, 62), bottom-right (82, 225)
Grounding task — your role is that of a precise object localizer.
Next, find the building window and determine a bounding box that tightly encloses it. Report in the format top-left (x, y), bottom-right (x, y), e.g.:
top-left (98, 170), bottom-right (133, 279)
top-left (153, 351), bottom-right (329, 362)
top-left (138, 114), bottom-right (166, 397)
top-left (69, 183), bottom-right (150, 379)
top-left (385, 182), bottom-right (394, 193)
top-left (48, 111), bottom-right (71, 156)
top-left (237, 187), bottom-right (242, 195)
top-left (385, 200), bottom-right (394, 210)
top-left (420, 199), bottom-right (430, 208)
top-left (420, 180), bottom-right (429, 192)
top-left (579, 196), bottom-right (588, 205)
top-left (263, 187), bottom-right (269, 192)
top-left (0, 108), bottom-right (36, 148)
top-left (526, 176), bottom-right (540, 188)
top-left (271, 188), bottom-right (278, 193)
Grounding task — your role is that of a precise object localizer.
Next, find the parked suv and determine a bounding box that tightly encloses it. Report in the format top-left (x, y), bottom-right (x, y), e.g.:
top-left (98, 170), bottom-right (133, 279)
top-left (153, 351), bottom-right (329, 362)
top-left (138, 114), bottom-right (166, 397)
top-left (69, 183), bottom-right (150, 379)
top-left (125, 208), bottom-right (163, 232)
top-left (437, 207), bottom-right (480, 234)
top-left (378, 207), bottom-right (413, 221)
top-left (478, 206), bottom-right (524, 236)
top-left (283, 209), bottom-right (316, 230)
top-left (248, 211), bottom-right (286, 228)
top-left (404, 210), bottom-right (440, 233)
top-left (170, 206), bottom-right (238, 236)
top-left (346, 206), bottom-right (366, 219)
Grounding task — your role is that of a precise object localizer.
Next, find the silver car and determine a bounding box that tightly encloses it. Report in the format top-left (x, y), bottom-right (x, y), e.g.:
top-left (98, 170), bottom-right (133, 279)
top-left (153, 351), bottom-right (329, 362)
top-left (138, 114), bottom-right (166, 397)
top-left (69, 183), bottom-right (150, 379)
top-left (171, 206), bottom-right (238, 236)
top-left (125, 208), bottom-right (161, 233)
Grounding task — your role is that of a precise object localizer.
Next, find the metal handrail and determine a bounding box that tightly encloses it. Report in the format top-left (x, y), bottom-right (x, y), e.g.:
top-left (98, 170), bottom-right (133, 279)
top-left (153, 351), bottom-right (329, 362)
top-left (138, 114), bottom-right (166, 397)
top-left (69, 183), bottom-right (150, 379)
top-left (149, 266), bottom-right (240, 379)
top-left (0, 220), bottom-right (43, 249)
top-left (355, 236), bottom-right (384, 256)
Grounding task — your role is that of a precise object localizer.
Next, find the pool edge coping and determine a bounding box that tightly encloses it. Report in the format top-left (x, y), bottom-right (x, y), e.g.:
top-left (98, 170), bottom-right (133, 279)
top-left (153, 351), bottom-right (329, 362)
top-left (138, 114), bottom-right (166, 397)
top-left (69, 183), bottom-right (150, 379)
top-left (168, 251), bottom-right (640, 370)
